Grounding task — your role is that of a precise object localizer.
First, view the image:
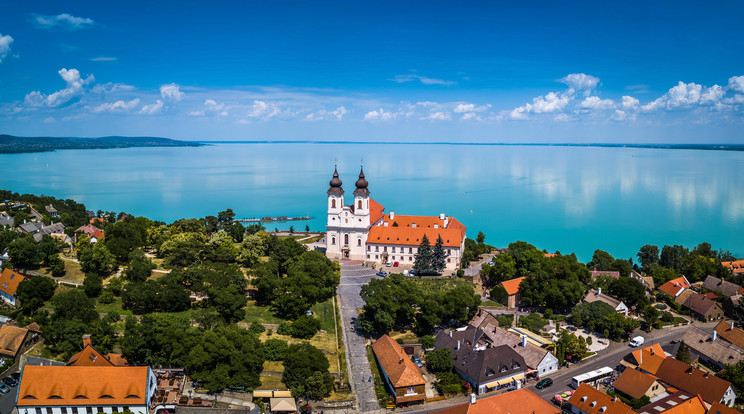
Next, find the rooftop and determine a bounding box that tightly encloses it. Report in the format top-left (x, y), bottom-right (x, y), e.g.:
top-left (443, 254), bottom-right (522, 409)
top-left (429, 388), bottom-right (559, 414)
top-left (680, 325), bottom-right (744, 366)
top-left (713, 321), bottom-right (744, 349)
top-left (0, 268), bottom-right (25, 298)
top-left (569, 383), bottom-right (636, 414)
top-left (613, 368), bottom-right (661, 399)
top-left (654, 357), bottom-right (733, 405)
top-left (584, 288), bottom-right (623, 309)
top-left (681, 293), bottom-right (721, 315)
top-left (0, 324), bottom-right (29, 358)
top-left (500, 277), bottom-right (525, 296)
top-left (658, 277), bottom-right (691, 297)
top-left (371, 334), bottom-right (426, 388)
top-left (702, 275), bottom-right (743, 297)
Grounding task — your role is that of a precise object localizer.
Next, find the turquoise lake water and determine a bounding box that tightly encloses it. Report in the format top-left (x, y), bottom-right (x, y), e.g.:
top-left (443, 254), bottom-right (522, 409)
top-left (1, 143), bottom-right (742, 262)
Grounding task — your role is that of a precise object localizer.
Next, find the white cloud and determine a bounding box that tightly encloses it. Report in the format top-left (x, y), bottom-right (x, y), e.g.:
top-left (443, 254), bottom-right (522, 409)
top-left (559, 73), bottom-right (600, 92)
top-left (391, 74), bottom-right (456, 86)
top-left (160, 84), bottom-right (184, 101)
top-left (363, 108), bottom-right (396, 121)
top-left (91, 82), bottom-right (135, 94)
top-left (89, 57), bottom-right (117, 62)
top-left (642, 81), bottom-right (702, 111)
top-left (305, 106), bottom-right (348, 121)
top-left (189, 99), bottom-right (228, 117)
top-left (580, 96), bottom-right (615, 110)
top-left (0, 33), bottom-right (13, 63)
top-left (421, 111), bottom-right (451, 121)
top-left (700, 85), bottom-right (724, 105)
top-left (246, 100), bottom-right (280, 120)
top-left (621, 96), bottom-right (640, 111)
top-left (33, 13), bottom-right (94, 30)
top-left (728, 76), bottom-right (744, 93)
top-left (24, 68), bottom-right (95, 107)
top-left (139, 100), bottom-right (164, 115)
top-left (92, 98), bottom-right (140, 113)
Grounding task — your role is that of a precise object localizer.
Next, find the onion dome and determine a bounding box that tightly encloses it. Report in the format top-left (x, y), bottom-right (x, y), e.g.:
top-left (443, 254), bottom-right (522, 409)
top-left (327, 166), bottom-right (344, 196)
top-left (353, 166), bottom-right (370, 197)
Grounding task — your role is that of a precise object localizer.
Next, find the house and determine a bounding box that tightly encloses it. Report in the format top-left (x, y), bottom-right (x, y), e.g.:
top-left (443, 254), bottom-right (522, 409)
top-left (583, 288), bottom-right (629, 316)
top-left (0, 325), bottom-right (30, 359)
top-left (702, 276), bottom-right (744, 297)
top-left (612, 368), bottom-right (665, 401)
top-left (0, 268), bottom-right (25, 306)
top-left (0, 213), bottom-right (14, 229)
top-left (16, 365), bottom-right (158, 414)
top-left (680, 326), bottom-right (744, 369)
top-left (590, 270), bottom-right (620, 280)
top-left (434, 326), bottom-right (527, 394)
top-left (628, 343), bottom-right (667, 375)
top-left (566, 383), bottom-right (636, 414)
top-left (682, 293), bottom-right (724, 322)
top-left (658, 276), bottom-right (691, 298)
top-left (499, 277), bottom-right (525, 309)
top-left (675, 290), bottom-right (695, 306)
top-left (706, 402), bottom-right (740, 414)
top-left (721, 260), bottom-right (744, 275)
top-left (479, 324), bottom-right (559, 377)
top-left (76, 224), bottom-right (105, 243)
top-left (371, 335), bottom-right (426, 406)
top-left (18, 221), bottom-right (42, 234)
top-left (67, 335), bottom-right (129, 367)
top-left (653, 357), bottom-right (736, 407)
top-left (636, 392), bottom-right (706, 414)
top-left (713, 320), bottom-right (744, 349)
top-left (470, 308), bottom-right (501, 330)
top-left (428, 388), bottom-right (559, 414)
top-left (86, 211), bottom-right (96, 219)
top-left (630, 270), bottom-right (654, 293)
top-left (45, 205), bottom-right (59, 217)
top-left (34, 222), bottom-right (68, 243)
top-left (723, 295), bottom-right (741, 316)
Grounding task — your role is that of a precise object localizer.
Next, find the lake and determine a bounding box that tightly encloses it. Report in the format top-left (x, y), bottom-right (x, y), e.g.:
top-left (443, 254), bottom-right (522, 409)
top-left (1, 143), bottom-right (742, 262)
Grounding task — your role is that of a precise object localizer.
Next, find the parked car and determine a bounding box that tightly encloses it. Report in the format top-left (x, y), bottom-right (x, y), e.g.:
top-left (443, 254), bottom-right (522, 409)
top-left (629, 336), bottom-right (645, 347)
top-left (376, 271), bottom-right (388, 277)
top-left (386, 261), bottom-right (393, 267)
top-left (305, 310), bottom-right (313, 317)
top-left (410, 270), bottom-right (416, 276)
top-left (0, 383), bottom-right (10, 394)
top-left (488, 260), bottom-right (495, 265)
top-left (393, 261), bottom-right (399, 267)
top-left (10, 372), bottom-right (20, 381)
top-left (535, 378), bottom-right (553, 389)
top-left (2, 376), bottom-right (17, 387)
top-left (411, 355), bottom-right (423, 367)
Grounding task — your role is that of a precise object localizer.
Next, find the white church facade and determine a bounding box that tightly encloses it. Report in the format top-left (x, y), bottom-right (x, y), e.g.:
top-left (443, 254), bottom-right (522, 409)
top-left (325, 167), bottom-right (466, 272)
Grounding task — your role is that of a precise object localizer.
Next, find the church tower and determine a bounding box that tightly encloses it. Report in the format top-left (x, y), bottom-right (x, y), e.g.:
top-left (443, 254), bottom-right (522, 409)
top-left (327, 166), bottom-right (344, 215)
top-left (353, 166), bottom-right (370, 225)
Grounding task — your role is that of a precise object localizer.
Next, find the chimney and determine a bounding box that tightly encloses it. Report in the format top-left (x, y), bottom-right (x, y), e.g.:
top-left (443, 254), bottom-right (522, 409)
top-left (82, 334), bottom-right (92, 347)
top-left (613, 397), bottom-right (618, 403)
top-left (712, 331), bottom-right (718, 341)
top-left (470, 393), bottom-right (476, 405)
top-left (450, 330), bottom-right (453, 337)
top-left (457, 340), bottom-right (460, 351)
top-left (434, 224), bottom-right (439, 229)
top-left (598, 287), bottom-right (602, 295)
top-left (440, 213), bottom-right (445, 220)
top-left (444, 217), bottom-right (449, 227)
top-left (522, 335), bottom-right (527, 347)
top-left (390, 211), bottom-right (395, 220)
top-left (412, 223), bottom-right (417, 228)
top-left (399, 358), bottom-right (403, 364)
top-left (731, 321), bottom-right (735, 330)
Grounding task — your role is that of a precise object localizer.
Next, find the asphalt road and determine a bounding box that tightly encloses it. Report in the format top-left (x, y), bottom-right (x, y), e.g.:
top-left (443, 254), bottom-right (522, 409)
top-left (0, 380), bottom-right (18, 414)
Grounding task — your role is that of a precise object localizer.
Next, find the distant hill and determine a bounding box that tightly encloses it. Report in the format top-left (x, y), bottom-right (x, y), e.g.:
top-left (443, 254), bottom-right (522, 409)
top-left (0, 134), bottom-right (204, 154)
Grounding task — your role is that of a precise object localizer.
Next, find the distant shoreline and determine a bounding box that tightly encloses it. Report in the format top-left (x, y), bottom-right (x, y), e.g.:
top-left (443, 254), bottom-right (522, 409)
top-left (0, 134), bottom-right (204, 154)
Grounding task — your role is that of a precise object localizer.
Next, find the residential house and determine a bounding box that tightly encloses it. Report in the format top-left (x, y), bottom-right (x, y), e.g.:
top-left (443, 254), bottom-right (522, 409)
top-left (567, 383), bottom-right (636, 414)
top-left (0, 213), bottom-right (14, 229)
top-left (16, 365), bottom-right (157, 414)
top-left (653, 357), bottom-right (736, 407)
top-left (713, 321), bottom-right (744, 349)
top-left (0, 268), bottom-right (25, 306)
top-left (680, 326), bottom-right (744, 369)
top-left (583, 288), bottom-right (629, 316)
top-left (0, 325), bottom-right (31, 360)
top-left (428, 388), bottom-right (559, 414)
top-left (76, 224), bottom-right (105, 243)
top-left (707, 402), bottom-right (740, 414)
top-left (590, 270), bottom-right (620, 280)
top-left (702, 276), bottom-right (744, 297)
top-left (630, 270), bottom-right (654, 293)
top-left (721, 260), bottom-right (744, 275)
top-left (682, 294), bottom-right (724, 322)
top-left (628, 343), bottom-right (667, 375)
top-left (371, 335), bottom-right (426, 405)
top-left (636, 392), bottom-right (706, 414)
top-left (33, 222), bottom-right (67, 242)
top-left (470, 308), bottom-right (501, 330)
top-left (18, 221), bottom-right (42, 234)
top-left (478, 324), bottom-right (559, 377)
top-left (612, 368), bottom-right (665, 401)
top-left (434, 326), bottom-right (527, 394)
top-left (45, 205), bottom-right (59, 217)
top-left (499, 277), bottom-right (525, 309)
top-left (67, 335), bottom-right (129, 367)
top-left (675, 290), bottom-right (695, 306)
top-left (723, 295), bottom-right (741, 316)
top-left (658, 276), bottom-right (691, 298)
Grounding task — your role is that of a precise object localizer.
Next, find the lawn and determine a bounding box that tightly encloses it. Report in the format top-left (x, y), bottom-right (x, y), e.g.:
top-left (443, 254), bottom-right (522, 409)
top-left (94, 297), bottom-right (133, 316)
top-left (411, 277), bottom-right (473, 295)
top-left (259, 375), bottom-right (286, 389)
top-left (34, 256), bottom-right (86, 283)
top-left (311, 298), bottom-right (337, 333)
top-left (243, 300), bottom-right (285, 325)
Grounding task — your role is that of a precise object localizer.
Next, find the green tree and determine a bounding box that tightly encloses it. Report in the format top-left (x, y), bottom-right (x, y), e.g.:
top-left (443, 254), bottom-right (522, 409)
top-left (79, 242), bottom-right (117, 275)
top-left (204, 230), bottom-right (238, 263)
top-left (83, 273), bottom-right (103, 298)
top-left (238, 232), bottom-right (268, 267)
top-left (608, 259), bottom-right (632, 277)
top-left (229, 222), bottom-right (245, 243)
top-left (263, 338), bottom-right (289, 361)
top-left (427, 348), bottom-right (453, 373)
top-left (717, 361), bottom-right (744, 397)
top-left (490, 285), bottom-right (508, 305)
top-left (476, 231), bottom-right (486, 245)
top-left (8, 236), bottom-right (41, 268)
top-left (282, 342), bottom-right (333, 399)
top-left (637, 245), bottom-right (660, 271)
top-left (159, 232), bottom-right (207, 268)
top-left (414, 234), bottom-right (433, 275)
top-left (519, 313), bottom-right (547, 332)
top-left (481, 254), bottom-right (516, 286)
top-left (660, 245), bottom-right (689, 272)
top-left (609, 277), bottom-right (648, 309)
top-left (587, 249), bottom-right (614, 271)
top-left (48, 254), bottom-right (66, 277)
top-left (217, 209), bottom-right (236, 227)
top-left (676, 340), bottom-right (691, 363)
top-left (271, 250), bottom-right (339, 319)
top-left (208, 285), bottom-right (247, 323)
top-left (124, 250), bottom-right (155, 282)
top-left (16, 276), bottom-right (57, 314)
top-left (432, 235), bottom-right (447, 274)
top-left (420, 335), bottom-right (435, 349)
top-left (51, 288), bottom-right (98, 323)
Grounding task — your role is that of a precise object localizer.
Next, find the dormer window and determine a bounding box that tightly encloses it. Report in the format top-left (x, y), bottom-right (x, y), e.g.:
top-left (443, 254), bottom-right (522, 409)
top-left (590, 401), bottom-right (597, 407)
top-left (580, 396), bottom-right (587, 402)
top-left (600, 407), bottom-right (607, 412)
top-left (500, 366), bottom-right (507, 373)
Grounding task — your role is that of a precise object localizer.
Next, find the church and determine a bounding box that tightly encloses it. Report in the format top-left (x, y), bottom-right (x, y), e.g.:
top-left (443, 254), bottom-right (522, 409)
top-left (325, 166), bottom-right (467, 272)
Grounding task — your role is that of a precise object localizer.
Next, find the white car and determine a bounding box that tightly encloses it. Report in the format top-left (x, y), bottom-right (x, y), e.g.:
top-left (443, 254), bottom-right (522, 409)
top-left (629, 336), bottom-right (645, 347)
top-left (386, 261), bottom-right (393, 267)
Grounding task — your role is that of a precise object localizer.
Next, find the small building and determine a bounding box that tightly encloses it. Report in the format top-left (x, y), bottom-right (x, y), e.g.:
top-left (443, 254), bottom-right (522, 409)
top-left (45, 205), bottom-right (59, 217)
top-left (658, 276), bottom-right (691, 298)
top-left (612, 368), bottom-right (665, 401)
top-left (566, 383), bottom-right (635, 414)
top-left (628, 343), bottom-right (667, 375)
top-left (0, 325), bottom-right (31, 360)
top-left (67, 335), bottom-right (129, 367)
top-left (0, 268), bottom-right (25, 306)
top-left (629, 270), bottom-right (654, 293)
top-left (18, 221), bottom-right (42, 234)
top-left (680, 326), bottom-right (744, 369)
top-left (499, 277), bottom-right (525, 309)
top-left (713, 320), bottom-right (744, 349)
top-left (702, 275), bottom-right (744, 297)
top-left (583, 288), bottom-right (629, 316)
top-left (653, 357), bottom-right (736, 407)
top-left (76, 224), bottom-right (105, 243)
top-left (16, 365), bottom-right (158, 414)
top-left (721, 260), bottom-right (744, 275)
top-left (681, 293), bottom-right (724, 322)
top-left (0, 213), bottom-right (14, 229)
top-left (371, 335), bottom-right (426, 406)
top-left (428, 388), bottom-right (559, 414)
top-left (479, 325), bottom-right (559, 377)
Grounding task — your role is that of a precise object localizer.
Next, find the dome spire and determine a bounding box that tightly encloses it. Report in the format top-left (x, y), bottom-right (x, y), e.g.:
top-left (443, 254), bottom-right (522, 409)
top-left (327, 164), bottom-right (344, 196)
top-left (353, 165), bottom-right (370, 196)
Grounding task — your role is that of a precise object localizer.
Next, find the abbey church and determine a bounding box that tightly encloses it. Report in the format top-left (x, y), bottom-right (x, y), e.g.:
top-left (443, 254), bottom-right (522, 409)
top-left (325, 166), bottom-right (466, 271)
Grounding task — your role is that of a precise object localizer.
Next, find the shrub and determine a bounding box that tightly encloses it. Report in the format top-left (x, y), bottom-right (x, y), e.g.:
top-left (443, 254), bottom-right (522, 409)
top-left (249, 322), bottom-right (266, 334)
top-left (263, 339), bottom-right (289, 361)
top-left (661, 312), bottom-right (674, 323)
top-left (420, 335), bottom-right (435, 349)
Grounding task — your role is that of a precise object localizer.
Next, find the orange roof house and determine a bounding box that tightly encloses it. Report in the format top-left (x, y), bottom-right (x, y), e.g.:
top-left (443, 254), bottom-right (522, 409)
top-left (429, 388), bottom-right (559, 414)
top-left (653, 357), bottom-right (736, 407)
top-left (0, 268), bottom-right (25, 306)
top-left (568, 383), bottom-right (636, 414)
top-left (67, 335), bottom-right (128, 367)
top-left (612, 368), bottom-right (665, 400)
top-left (630, 343), bottom-right (667, 375)
top-left (0, 325), bottom-right (30, 358)
top-left (721, 260), bottom-right (744, 275)
top-left (659, 276), bottom-right (691, 298)
top-left (714, 321), bottom-right (744, 349)
top-left (17, 365), bottom-right (156, 411)
top-left (371, 334), bottom-right (426, 405)
top-left (707, 402), bottom-right (739, 414)
top-left (499, 277), bottom-right (525, 309)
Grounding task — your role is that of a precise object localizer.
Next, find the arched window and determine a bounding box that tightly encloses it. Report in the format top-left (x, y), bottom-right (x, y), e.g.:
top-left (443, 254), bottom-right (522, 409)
top-left (331, 199), bottom-right (336, 208)
top-left (344, 234), bottom-right (349, 245)
top-left (357, 239), bottom-right (361, 246)
top-left (358, 200), bottom-right (362, 209)
top-left (332, 237), bottom-right (336, 245)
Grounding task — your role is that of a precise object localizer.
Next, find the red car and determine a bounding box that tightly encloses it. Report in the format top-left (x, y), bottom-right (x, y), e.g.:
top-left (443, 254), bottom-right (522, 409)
top-left (393, 261), bottom-right (399, 267)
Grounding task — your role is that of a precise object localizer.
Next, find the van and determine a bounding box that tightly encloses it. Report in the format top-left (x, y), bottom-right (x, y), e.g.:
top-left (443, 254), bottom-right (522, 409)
top-left (629, 336), bottom-right (645, 347)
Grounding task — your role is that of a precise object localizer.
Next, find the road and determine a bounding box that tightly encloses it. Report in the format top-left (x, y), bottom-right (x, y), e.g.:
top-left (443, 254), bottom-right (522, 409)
top-left (0, 377), bottom-right (19, 414)
top-left (337, 260), bottom-right (384, 412)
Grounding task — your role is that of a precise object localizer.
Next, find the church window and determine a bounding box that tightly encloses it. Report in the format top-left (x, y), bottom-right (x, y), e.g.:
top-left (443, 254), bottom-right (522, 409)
top-left (392, 256), bottom-right (395, 260)
top-left (357, 239), bottom-right (361, 246)
top-left (332, 237), bottom-right (336, 245)
top-left (409, 247), bottom-right (412, 254)
top-left (447, 258), bottom-right (451, 263)
top-left (375, 255), bottom-right (379, 259)
top-left (345, 219), bottom-right (348, 223)
top-left (358, 200), bottom-right (362, 209)
top-left (344, 234), bottom-right (349, 245)
top-left (392, 247), bottom-right (395, 253)
top-left (447, 249), bottom-right (451, 255)
top-left (384, 246), bottom-right (387, 252)
top-left (367, 255), bottom-right (370, 259)
top-left (375, 246), bottom-right (379, 252)
top-left (367, 246), bottom-right (370, 251)
top-left (332, 199), bottom-right (336, 208)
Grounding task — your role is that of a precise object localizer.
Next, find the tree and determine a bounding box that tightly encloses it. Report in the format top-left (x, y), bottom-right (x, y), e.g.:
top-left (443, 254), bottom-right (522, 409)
top-left (159, 232), bottom-right (207, 267)
top-left (519, 313), bottom-right (547, 332)
top-left (203, 230), bottom-right (238, 263)
top-left (124, 250), bottom-right (155, 282)
top-left (51, 288), bottom-right (98, 323)
top-left (238, 232), bottom-right (268, 267)
top-left (270, 250), bottom-right (339, 319)
top-left (717, 361), bottom-right (744, 396)
top-left (8, 236), bottom-right (41, 268)
top-left (481, 254), bottom-right (516, 286)
top-left (16, 276), bottom-right (57, 314)
top-left (420, 335), bottom-right (435, 349)
top-left (587, 250), bottom-right (614, 271)
top-left (229, 222), bottom-right (245, 243)
top-left (476, 232), bottom-right (486, 245)
top-left (432, 235), bottom-right (446, 274)
top-left (609, 277), bottom-right (648, 309)
top-left (282, 342), bottom-right (333, 399)
top-left (83, 273), bottom-right (103, 298)
top-left (637, 245), bottom-right (660, 271)
top-left (48, 254), bottom-right (66, 277)
top-left (676, 340), bottom-right (691, 363)
top-left (208, 285), bottom-right (247, 323)
top-left (490, 285), bottom-right (508, 305)
top-left (217, 209), bottom-right (236, 227)
top-left (660, 245), bottom-right (689, 272)
top-left (426, 348), bottom-right (453, 373)
top-left (642, 305), bottom-right (660, 327)
top-left (263, 338), bottom-right (289, 361)
top-left (608, 259), bottom-right (632, 277)
top-left (414, 234), bottom-right (433, 275)
top-left (79, 242), bottom-right (117, 275)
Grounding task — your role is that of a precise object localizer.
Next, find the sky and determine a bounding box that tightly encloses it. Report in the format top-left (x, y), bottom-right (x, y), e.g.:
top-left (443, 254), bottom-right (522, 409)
top-left (1, 1), bottom-right (743, 143)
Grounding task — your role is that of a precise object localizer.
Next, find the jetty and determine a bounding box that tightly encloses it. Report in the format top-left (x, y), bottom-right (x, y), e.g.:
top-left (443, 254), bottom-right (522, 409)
top-left (236, 215), bottom-right (311, 223)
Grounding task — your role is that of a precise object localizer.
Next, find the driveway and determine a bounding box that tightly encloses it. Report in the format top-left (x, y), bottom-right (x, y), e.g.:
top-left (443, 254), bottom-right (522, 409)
top-left (337, 260), bottom-right (383, 412)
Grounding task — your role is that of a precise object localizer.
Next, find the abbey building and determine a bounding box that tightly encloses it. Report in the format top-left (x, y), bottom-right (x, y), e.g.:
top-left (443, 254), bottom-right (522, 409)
top-left (325, 167), bottom-right (466, 271)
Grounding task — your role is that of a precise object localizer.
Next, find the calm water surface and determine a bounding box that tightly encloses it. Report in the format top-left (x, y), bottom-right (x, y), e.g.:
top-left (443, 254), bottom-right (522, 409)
top-left (1, 143), bottom-right (742, 262)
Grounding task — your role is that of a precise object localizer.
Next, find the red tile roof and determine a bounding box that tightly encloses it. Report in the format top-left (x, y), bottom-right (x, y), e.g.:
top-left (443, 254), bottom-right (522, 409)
top-left (654, 358), bottom-right (732, 405)
top-left (707, 402), bottom-right (739, 414)
top-left (369, 199), bottom-right (385, 225)
top-left (613, 368), bottom-right (661, 399)
top-left (714, 321), bottom-right (744, 349)
top-left (0, 325), bottom-right (29, 358)
top-left (67, 344), bottom-right (128, 367)
top-left (431, 388), bottom-right (559, 414)
top-left (721, 260), bottom-right (744, 275)
top-left (500, 277), bottom-right (525, 296)
top-left (631, 343), bottom-right (667, 375)
top-left (659, 276), bottom-right (691, 297)
top-left (371, 335), bottom-right (425, 388)
top-left (0, 268), bottom-right (25, 298)
top-left (569, 383), bottom-right (636, 414)
top-left (659, 395), bottom-right (707, 414)
top-left (367, 226), bottom-right (464, 248)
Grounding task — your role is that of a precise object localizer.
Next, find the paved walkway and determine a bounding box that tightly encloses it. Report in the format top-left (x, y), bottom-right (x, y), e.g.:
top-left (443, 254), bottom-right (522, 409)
top-left (338, 260), bottom-right (383, 412)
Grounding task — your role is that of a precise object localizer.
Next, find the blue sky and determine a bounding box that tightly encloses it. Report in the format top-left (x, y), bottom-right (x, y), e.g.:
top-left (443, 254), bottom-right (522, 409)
top-left (1, 1), bottom-right (743, 143)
